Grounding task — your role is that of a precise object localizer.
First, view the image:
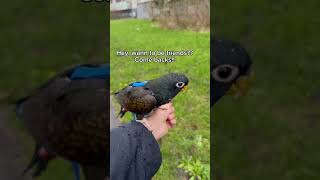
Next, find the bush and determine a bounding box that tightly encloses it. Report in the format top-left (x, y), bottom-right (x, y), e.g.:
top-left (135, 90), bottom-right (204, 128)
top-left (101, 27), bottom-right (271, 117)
top-left (178, 135), bottom-right (210, 180)
top-left (152, 0), bottom-right (210, 31)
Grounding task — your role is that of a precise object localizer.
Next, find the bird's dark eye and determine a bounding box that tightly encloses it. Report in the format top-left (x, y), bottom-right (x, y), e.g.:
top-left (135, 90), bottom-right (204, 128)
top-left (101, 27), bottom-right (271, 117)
top-left (212, 64), bottom-right (239, 82)
top-left (176, 82), bottom-right (185, 88)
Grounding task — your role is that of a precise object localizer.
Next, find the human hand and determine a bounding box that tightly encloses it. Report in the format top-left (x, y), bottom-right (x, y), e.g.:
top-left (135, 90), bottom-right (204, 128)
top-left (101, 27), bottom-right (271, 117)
top-left (140, 102), bottom-right (176, 141)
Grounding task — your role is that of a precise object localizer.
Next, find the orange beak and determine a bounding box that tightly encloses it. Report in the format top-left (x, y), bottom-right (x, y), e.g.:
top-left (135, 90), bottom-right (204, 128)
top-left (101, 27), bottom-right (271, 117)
top-left (226, 71), bottom-right (254, 97)
top-left (182, 85), bottom-right (188, 92)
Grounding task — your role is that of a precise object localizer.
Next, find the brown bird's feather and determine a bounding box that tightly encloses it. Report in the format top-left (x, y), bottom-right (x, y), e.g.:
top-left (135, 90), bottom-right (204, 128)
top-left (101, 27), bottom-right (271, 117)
top-left (115, 86), bottom-right (157, 118)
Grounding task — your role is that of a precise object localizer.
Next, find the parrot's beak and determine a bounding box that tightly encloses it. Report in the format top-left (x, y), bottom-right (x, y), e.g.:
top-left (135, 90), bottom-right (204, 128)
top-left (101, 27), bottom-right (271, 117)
top-left (182, 85), bottom-right (188, 92)
top-left (226, 70), bottom-right (254, 97)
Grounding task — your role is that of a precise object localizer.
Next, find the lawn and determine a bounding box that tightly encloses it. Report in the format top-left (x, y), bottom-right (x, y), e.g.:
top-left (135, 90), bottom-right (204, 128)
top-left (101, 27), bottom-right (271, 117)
top-left (213, 1), bottom-right (320, 179)
top-left (1, 1), bottom-right (108, 180)
top-left (110, 19), bottom-right (210, 179)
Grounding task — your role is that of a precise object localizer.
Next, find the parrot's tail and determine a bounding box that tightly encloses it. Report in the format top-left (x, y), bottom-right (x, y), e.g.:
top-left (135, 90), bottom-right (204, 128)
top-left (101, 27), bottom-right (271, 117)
top-left (23, 144), bottom-right (54, 177)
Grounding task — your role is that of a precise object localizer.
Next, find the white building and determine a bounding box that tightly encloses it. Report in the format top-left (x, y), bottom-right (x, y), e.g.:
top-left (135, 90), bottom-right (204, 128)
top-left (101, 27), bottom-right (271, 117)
top-left (110, 0), bottom-right (157, 19)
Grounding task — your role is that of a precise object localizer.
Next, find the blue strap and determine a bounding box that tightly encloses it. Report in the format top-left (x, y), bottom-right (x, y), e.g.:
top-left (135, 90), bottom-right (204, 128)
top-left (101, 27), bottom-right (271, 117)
top-left (129, 81), bottom-right (148, 87)
top-left (72, 162), bottom-right (81, 180)
top-left (70, 65), bottom-right (110, 80)
top-left (131, 112), bottom-right (137, 121)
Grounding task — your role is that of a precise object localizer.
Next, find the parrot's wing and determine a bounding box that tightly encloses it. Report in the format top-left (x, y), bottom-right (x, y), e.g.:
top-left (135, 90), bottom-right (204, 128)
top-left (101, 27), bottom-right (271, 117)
top-left (116, 86), bottom-right (157, 115)
top-left (15, 64), bottom-right (100, 103)
top-left (15, 77), bottom-right (71, 143)
top-left (49, 78), bottom-right (109, 165)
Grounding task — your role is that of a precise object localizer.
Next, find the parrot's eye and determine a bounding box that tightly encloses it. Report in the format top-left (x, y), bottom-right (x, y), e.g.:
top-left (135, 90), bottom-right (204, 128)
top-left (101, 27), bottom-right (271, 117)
top-left (212, 64), bottom-right (239, 82)
top-left (176, 82), bottom-right (185, 88)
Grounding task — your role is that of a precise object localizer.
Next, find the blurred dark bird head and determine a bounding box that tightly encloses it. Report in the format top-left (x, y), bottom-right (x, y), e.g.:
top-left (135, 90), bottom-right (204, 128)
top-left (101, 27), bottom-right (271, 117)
top-left (211, 37), bottom-right (253, 106)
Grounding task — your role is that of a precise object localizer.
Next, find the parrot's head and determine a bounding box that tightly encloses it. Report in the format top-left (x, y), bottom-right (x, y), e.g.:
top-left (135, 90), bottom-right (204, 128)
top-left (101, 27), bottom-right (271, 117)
top-left (154, 73), bottom-right (189, 101)
top-left (211, 37), bottom-right (253, 106)
top-left (167, 73), bottom-right (189, 92)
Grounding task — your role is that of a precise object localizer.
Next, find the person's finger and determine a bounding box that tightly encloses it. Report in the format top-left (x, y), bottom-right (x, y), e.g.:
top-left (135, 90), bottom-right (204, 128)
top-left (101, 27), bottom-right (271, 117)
top-left (153, 104), bottom-right (169, 115)
top-left (167, 103), bottom-right (174, 113)
top-left (171, 104), bottom-right (175, 113)
top-left (159, 102), bottom-right (171, 109)
top-left (166, 113), bottom-right (176, 128)
top-left (166, 119), bottom-right (175, 128)
top-left (168, 113), bottom-right (175, 121)
top-left (168, 116), bottom-right (176, 126)
top-left (159, 103), bottom-right (174, 115)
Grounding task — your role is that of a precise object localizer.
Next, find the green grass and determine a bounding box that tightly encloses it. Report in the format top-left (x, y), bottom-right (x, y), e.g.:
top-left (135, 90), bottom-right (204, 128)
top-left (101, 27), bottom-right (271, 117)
top-left (0, 1), bottom-right (108, 99)
top-left (1, 1), bottom-right (108, 179)
top-left (213, 1), bottom-right (320, 179)
top-left (111, 19), bottom-right (210, 179)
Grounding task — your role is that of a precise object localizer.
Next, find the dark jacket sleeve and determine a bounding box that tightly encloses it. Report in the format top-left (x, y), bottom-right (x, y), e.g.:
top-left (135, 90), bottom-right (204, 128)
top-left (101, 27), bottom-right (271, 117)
top-left (110, 121), bottom-right (162, 180)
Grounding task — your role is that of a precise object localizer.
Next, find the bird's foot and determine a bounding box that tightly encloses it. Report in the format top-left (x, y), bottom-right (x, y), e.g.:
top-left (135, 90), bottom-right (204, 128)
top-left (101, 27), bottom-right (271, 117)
top-left (118, 107), bottom-right (127, 118)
